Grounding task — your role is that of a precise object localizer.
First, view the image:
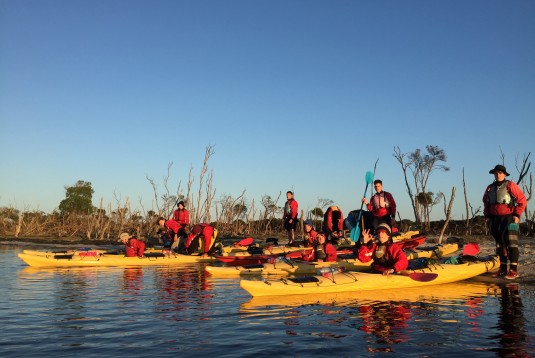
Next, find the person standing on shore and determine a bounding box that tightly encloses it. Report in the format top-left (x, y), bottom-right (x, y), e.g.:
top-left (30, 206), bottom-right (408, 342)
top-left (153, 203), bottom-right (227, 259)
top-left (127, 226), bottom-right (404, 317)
top-left (483, 164), bottom-right (527, 280)
top-left (172, 200), bottom-right (190, 238)
top-left (361, 179), bottom-right (397, 233)
top-left (283, 191), bottom-right (299, 245)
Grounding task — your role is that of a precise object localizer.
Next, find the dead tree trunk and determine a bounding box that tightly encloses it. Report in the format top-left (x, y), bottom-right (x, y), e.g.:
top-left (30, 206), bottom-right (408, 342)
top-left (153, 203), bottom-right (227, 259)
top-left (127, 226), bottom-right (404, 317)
top-left (438, 187), bottom-right (456, 244)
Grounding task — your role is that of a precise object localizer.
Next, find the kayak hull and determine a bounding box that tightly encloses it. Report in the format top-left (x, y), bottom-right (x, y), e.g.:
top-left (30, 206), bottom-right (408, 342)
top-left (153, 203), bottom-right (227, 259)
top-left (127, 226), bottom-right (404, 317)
top-left (239, 255), bottom-right (500, 297)
top-left (17, 252), bottom-right (215, 267)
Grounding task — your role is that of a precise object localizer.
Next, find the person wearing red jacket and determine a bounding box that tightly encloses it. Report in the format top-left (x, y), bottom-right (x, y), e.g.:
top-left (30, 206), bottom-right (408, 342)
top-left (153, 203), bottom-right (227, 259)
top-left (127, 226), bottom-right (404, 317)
top-left (157, 217), bottom-right (182, 252)
top-left (312, 233), bottom-right (337, 262)
top-left (323, 206), bottom-right (344, 243)
top-left (304, 220), bottom-right (317, 247)
top-left (283, 191), bottom-right (299, 245)
top-left (185, 223), bottom-right (217, 257)
top-left (483, 164), bottom-right (527, 280)
top-left (361, 180), bottom-right (397, 233)
top-left (357, 223), bottom-right (408, 275)
top-left (118, 232), bottom-right (145, 258)
top-left (172, 201), bottom-right (190, 237)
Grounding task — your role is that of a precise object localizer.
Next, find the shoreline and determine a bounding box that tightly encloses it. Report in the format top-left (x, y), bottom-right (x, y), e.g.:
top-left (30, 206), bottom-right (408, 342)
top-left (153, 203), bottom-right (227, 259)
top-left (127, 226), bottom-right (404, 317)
top-left (5, 234), bottom-right (535, 285)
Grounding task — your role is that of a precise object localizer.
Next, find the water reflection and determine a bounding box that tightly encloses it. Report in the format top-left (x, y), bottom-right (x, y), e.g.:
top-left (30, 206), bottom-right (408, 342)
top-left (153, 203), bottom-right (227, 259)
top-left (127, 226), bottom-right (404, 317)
top-left (241, 282), bottom-right (503, 352)
top-left (489, 283), bottom-right (531, 357)
top-left (122, 267), bottom-right (144, 292)
top-left (358, 301), bottom-right (411, 352)
top-left (151, 265), bottom-right (214, 321)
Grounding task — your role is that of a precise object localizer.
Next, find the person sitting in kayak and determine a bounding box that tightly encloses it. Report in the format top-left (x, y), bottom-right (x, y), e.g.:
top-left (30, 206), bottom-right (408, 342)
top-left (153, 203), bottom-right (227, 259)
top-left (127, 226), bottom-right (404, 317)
top-left (304, 220), bottom-right (318, 247)
top-left (301, 233), bottom-right (337, 262)
top-left (185, 223), bottom-right (218, 257)
top-left (313, 233), bottom-right (337, 262)
top-left (323, 206), bottom-right (344, 243)
top-left (118, 232), bottom-right (146, 258)
top-left (157, 217), bottom-right (183, 252)
top-left (356, 223), bottom-right (408, 275)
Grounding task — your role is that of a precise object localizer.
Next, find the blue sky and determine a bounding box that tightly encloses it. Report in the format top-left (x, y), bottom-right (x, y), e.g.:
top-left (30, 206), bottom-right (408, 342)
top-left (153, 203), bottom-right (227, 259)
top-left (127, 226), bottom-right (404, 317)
top-left (1, 0), bottom-right (533, 222)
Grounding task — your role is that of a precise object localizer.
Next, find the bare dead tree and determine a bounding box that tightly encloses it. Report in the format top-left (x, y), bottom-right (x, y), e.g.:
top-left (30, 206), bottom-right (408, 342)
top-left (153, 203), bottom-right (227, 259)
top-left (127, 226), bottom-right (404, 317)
top-left (462, 168), bottom-right (470, 235)
top-left (260, 192), bottom-right (282, 234)
top-left (193, 145), bottom-right (216, 223)
top-left (438, 187), bottom-right (456, 244)
top-left (146, 175), bottom-right (160, 215)
top-left (393, 146), bottom-right (419, 223)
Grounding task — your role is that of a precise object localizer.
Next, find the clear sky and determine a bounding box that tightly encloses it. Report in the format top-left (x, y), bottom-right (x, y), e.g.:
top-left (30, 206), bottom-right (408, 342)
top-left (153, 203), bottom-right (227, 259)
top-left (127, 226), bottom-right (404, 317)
top-left (1, 0), bottom-right (534, 222)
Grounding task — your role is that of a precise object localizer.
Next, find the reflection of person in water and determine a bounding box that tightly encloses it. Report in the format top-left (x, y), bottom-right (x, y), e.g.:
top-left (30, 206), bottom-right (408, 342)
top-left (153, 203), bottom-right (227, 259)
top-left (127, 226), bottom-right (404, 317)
top-left (358, 301), bottom-right (411, 352)
top-left (152, 267), bottom-right (214, 320)
top-left (122, 267), bottom-right (144, 293)
top-left (493, 283), bottom-right (529, 357)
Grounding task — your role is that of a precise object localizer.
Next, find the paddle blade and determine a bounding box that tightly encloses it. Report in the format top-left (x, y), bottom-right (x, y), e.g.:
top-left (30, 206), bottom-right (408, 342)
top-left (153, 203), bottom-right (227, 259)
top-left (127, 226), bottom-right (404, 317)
top-left (350, 227), bottom-right (360, 243)
top-left (365, 171), bottom-right (374, 185)
top-left (285, 251), bottom-right (304, 259)
top-left (409, 272), bottom-right (438, 282)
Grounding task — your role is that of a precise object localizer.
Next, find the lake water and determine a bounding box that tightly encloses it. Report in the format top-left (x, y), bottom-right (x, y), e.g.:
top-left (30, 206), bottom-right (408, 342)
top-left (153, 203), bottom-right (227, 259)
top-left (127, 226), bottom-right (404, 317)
top-left (2, 243), bottom-right (535, 357)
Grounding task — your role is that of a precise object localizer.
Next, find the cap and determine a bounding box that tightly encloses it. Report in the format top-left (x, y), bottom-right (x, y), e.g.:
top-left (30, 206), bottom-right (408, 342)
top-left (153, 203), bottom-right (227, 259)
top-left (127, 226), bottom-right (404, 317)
top-left (375, 223), bottom-right (391, 235)
top-left (304, 220), bottom-right (313, 227)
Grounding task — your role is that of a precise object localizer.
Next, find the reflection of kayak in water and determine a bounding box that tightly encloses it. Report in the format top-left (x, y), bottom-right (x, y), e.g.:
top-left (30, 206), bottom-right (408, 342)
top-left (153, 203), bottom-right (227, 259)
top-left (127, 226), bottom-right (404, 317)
top-left (17, 251), bottom-right (215, 267)
top-left (241, 281), bottom-right (501, 309)
top-left (240, 255), bottom-right (500, 297)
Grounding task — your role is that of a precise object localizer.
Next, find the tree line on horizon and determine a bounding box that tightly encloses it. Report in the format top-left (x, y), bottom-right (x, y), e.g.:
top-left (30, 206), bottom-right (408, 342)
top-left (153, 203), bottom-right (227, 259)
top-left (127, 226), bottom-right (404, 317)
top-left (1, 146), bottom-right (533, 241)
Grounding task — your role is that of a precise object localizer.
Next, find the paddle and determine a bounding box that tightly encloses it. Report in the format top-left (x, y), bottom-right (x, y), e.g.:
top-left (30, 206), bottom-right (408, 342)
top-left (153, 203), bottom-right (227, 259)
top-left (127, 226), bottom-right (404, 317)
top-left (399, 270), bottom-right (438, 282)
top-left (350, 171), bottom-right (374, 242)
top-left (234, 237), bottom-right (254, 247)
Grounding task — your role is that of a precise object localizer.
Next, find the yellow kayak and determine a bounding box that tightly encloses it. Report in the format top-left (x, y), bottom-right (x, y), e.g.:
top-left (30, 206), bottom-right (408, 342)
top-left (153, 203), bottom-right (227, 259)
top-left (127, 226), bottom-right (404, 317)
top-left (22, 249), bottom-right (108, 257)
top-left (17, 251), bottom-right (215, 267)
top-left (22, 248), bottom-right (164, 257)
top-left (219, 244), bottom-right (309, 256)
top-left (240, 255), bottom-right (500, 297)
top-left (205, 243), bottom-right (459, 277)
top-left (206, 257), bottom-right (373, 277)
top-left (242, 281), bottom-right (501, 309)
top-left (404, 243), bottom-right (459, 259)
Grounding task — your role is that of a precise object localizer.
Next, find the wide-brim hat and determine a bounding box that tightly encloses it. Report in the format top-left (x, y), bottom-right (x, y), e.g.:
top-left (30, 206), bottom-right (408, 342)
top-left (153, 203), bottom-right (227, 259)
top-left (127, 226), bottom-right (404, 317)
top-left (118, 232), bottom-right (132, 242)
top-left (489, 164), bottom-right (510, 176)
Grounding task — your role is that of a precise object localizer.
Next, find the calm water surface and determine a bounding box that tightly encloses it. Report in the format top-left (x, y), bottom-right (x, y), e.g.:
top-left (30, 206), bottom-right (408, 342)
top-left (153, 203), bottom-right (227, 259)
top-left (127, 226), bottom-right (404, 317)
top-left (1, 244), bottom-right (534, 357)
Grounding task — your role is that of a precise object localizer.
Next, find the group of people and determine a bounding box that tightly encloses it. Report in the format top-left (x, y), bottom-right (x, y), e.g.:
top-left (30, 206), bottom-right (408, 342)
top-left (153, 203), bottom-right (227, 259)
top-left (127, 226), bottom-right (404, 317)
top-left (118, 200), bottom-right (219, 258)
top-left (118, 163), bottom-right (527, 279)
top-left (285, 163), bottom-right (528, 279)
